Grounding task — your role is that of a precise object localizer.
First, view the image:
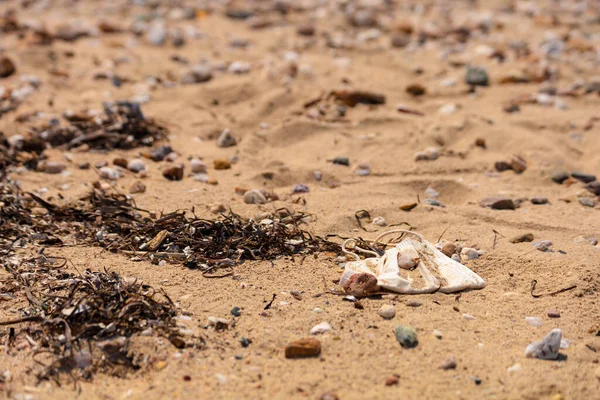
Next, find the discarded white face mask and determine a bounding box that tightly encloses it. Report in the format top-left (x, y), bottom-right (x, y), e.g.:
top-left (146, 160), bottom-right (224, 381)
top-left (340, 230), bottom-right (485, 296)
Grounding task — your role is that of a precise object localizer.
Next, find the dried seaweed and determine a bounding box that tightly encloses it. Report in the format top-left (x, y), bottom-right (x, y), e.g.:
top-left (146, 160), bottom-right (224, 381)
top-left (0, 254), bottom-right (186, 382)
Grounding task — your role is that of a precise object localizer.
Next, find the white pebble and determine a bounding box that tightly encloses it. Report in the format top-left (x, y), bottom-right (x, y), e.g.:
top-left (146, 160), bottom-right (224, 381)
top-left (310, 321), bottom-right (332, 335)
top-left (378, 305), bottom-right (396, 319)
top-left (372, 216), bottom-right (387, 226)
top-left (190, 158), bottom-right (207, 173)
top-left (507, 363), bottom-right (522, 373)
top-left (461, 247), bottom-right (481, 260)
top-left (433, 329), bottom-right (443, 339)
top-left (463, 313), bottom-right (476, 320)
top-left (99, 167), bottom-right (120, 180)
top-left (525, 316), bottom-right (543, 327)
top-left (127, 159), bottom-right (146, 173)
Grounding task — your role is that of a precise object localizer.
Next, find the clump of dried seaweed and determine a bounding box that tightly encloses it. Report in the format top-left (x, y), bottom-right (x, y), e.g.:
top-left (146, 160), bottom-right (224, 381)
top-left (1, 180), bottom-right (342, 276)
top-left (30, 102), bottom-right (168, 150)
top-left (0, 254), bottom-right (187, 382)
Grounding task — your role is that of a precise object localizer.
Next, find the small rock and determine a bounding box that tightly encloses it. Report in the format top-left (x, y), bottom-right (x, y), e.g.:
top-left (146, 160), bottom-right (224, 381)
top-left (406, 83), bottom-right (426, 96)
top-left (310, 322), bottom-right (332, 335)
top-left (414, 147), bottom-right (440, 161)
top-left (332, 157), bottom-right (350, 166)
top-left (439, 355), bottom-right (457, 370)
top-left (297, 24), bottom-right (315, 36)
top-left (163, 164), bottom-right (184, 181)
top-left (208, 316), bottom-right (229, 330)
top-left (285, 338), bottom-right (321, 358)
top-left (406, 301), bottom-right (422, 307)
top-left (579, 197), bottom-right (596, 207)
top-left (355, 162), bottom-right (371, 176)
top-left (533, 240), bottom-right (552, 251)
top-left (424, 186), bottom-right (440, 198)
top-left (378, 305), bottom-right (396, 319)
top-left (463, 314), bottom-right (476, 320)
top-left (372, 216), bottom-right (387, 226)
top-left (391, 32), bottom-right (410, 48)
top-left (231, 307), bottom-right (241, 317)
top-left (531, 196), bottom-right (548, 205)
top-left (99, 167), bottom-right (120, 180)
top-left (78, 162), bottom-right (90, 169)
top-left (213, 159), bottom-right (231, 170)
top-left (433, 329), bottom-right (443, 339)
top-left (217, 128), bottom-right (237, 148)
top-left (525, 328), bottom-right (562, 360)
top-left (244, 189), bottom-right (267, 204)
top-left (461, 247), bottom-right (481, 260)
top-left (210, 203), bottom-right (226, 214)
top-left (441, 243), bottom-right (457, 257)
top-left (37, 161), bottom-right (66, 174)
top-left (585, 181), bottom-right (600, 195)
top-left (552, 170), bottom-right (570, 184)
top-left (466, 65), bottom-right (489, 86)
top-left (113, 157), bottom-right (128, 169)
top-left (385, 375), bottom-right (400, 386)
top-left (400, 203), bottom-right (418, 211)
top-left (190, 158), bottom-right (207, 174)
top-left (475, 138), bottom-right (486, 148)
top-left (148, 145), bottom-right (173, 162)
top-left (510, 155), bottom-right (527, 173)
top-left (548, 310), bottom-right (561, 318)
top-left (480, 196), bottom-right (515, 210)
top-left (292, 184), bottom-right (309, 193)
top-left (228, 61), bottom-right (251, 74)
top-left (181, 64), bottom-right (212, 84)
top-left (320, 393), bottom-right (339, 400)
top-left (342, 272), bottom-right (379, 297)
top-left (129, 181), bottom-right (146, 194)
top-left (423, 198), bottom-right (444, 207)
top-left (147, 23), bottom-right (167, 46)
top-left (510, 233), bottom-right (534, 243)
top-left (127, 159), bottom-right (146, 173)
top-left (495, 161), bottom-right (512, 172)
top-left (507, 363), bottom-right (522, 373)
top-left (0, 56), bottom-right (16, 78)
top-left (525, 317), bottom-right (543, 327)
top-left (571, 171), bottom-right (596, 183)
top-left (240, 337), bottom-right (251, 347)
top-left (394, 325), bottom-right (418, 348)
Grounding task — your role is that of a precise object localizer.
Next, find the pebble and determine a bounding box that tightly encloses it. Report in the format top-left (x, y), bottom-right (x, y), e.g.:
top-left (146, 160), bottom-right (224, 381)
top-left (423, 198), bottom-right (444, 207)
top-left (571, 171), bottom-right (596, 183)
top-left (495, 161), bottom-right (512, 172)
top-left (240, 337), bottom-right (251, 347)
top-left (147, 23), bottom-right (167, 46)
top-left (113, 157), bottom-right (128, 169)
top-left (355, 162), bottom-right (371, 176)
top-left (190, 158), bottom-right (207, 174)
top-left (391, 32), bottom-right (410, 48)
top-left (424, 186), bottom-right (440, 198)
top-left (406, 301), bottom-right (422, 307)
top-left (384, 375), bottom-right (400, 386)
top-left (292, 184), bottom-right (309, 193)
top-left (244, 189), bottom-right (267, 204)
top-left (551, 170), bottom-right (569, 184)
top-left (181, 64), bottom-right (213, 84)
top-left (342, 272), bottom-right (379, 297)
top-left (578, 197), bottom-right (596, 207)
top-left (480, 196), bottom-right (515, 210)
top-left (533, 240), bottom-right (552, 251)
top-left (531, 196), bottom-right (548, 205)
top-left (414, 147), bottom-right (440, 161)
top-left (213, 159), bottom-right (231, 170)
top-left (127, 159), bottom-right (146, 173)
top-left (372, 216), bottom-right (387, 226)
top-left (585, 181), bottom-right (600, 195)
top-left (461, 247), bottom-right (481, 260)
top-left (406, 83), bottom-right (426, 96)
top-left (228, 61), bottom-right (251, 74)
top-left (231, 307), bottom-right (241, 317)
top-left (148, 145), bottom-right (173, 162)
top-left (378, 305), bottom-right (396, 319)
top-left (394, 325), bottom-right (418, 348)
top-left (451, 254), bottom-right (461, 262)
top-left (130, 181), bottom-right (146, 194)
top-left (547, 310), bottom-right (561, 318)
top-left (510, 233), bottom-right (534, 243)
top-left (0, 56), bottom-right (16, 78)
top-left (332, 156), bottom-right (350, 166)
top-left (439, 355), bottom-right (457, 370)
top-left (525, 317), bottom-right (543, 327)
top-left (162, 164), bottom-right (184, 181)
top-left (463, 313), bottom-right (476, 320)
top-left (217, 128), bottom-right (237, 148)
top-left (310, 322), bottom-right (332, 335)
top-left (99, 167), bottom-right (120, 180)
top-left (441, 243), bottom-right (457, 257)
top-left (439, 103), bottom-right (457, 114)
top-left (297, 24), bottom-right (315, 36)
top-left (525, 328), bottom-right (562, 360)
top-left (510, 155), bottom-right (527, 173)
top-left (285, 338), bottom-right (321, 358)
top-left (466, 65), bottom-right (489, 86)
top-left (37, 161), bottom-right (66, 174)
top-left (507, 363), bottom-right (522, 373)
top-left (433, 329), bottom-right (443, 339)
top-left (320, 393), bottom-right (339, 400)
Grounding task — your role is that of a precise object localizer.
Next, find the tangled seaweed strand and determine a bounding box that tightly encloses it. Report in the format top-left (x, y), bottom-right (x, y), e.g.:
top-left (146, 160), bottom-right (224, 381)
top-left (0, 255), bottom-right (185, 382)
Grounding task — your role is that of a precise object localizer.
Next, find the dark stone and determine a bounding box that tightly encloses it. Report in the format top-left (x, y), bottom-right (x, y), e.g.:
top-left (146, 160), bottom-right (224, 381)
top-left (480, 196), bottom-right (516, 210)
top-left (552, 170), bottom-right (569, 184)
top-left (466, 66), bottom-right (489, 87)
top-left (571, 171), bottom-right (596, 183)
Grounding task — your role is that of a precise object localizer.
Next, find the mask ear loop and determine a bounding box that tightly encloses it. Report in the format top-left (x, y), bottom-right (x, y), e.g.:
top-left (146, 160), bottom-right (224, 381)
top-left (372, 229), bottom-right (424, 246)
top-left (342, 238), bottom-right (381, 261)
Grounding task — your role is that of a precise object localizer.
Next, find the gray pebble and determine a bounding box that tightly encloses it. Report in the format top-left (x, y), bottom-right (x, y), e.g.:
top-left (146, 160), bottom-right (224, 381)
top-left (579, 197), bottom-right (596, 207)
top-left (571, 171), bottom-right (596, 183)
top-left (531, 196), bottom-right (548, 205)
top-left (551, 170), bottom-right (569, 184)
top-left (525, 328), bottom-right (562, 360)
top-left (394, 325), bottom-right (418, 348)
top-left (217, 128), bottom-right (237, 148)
top-left (466, 65), bottom-right (489, 87)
